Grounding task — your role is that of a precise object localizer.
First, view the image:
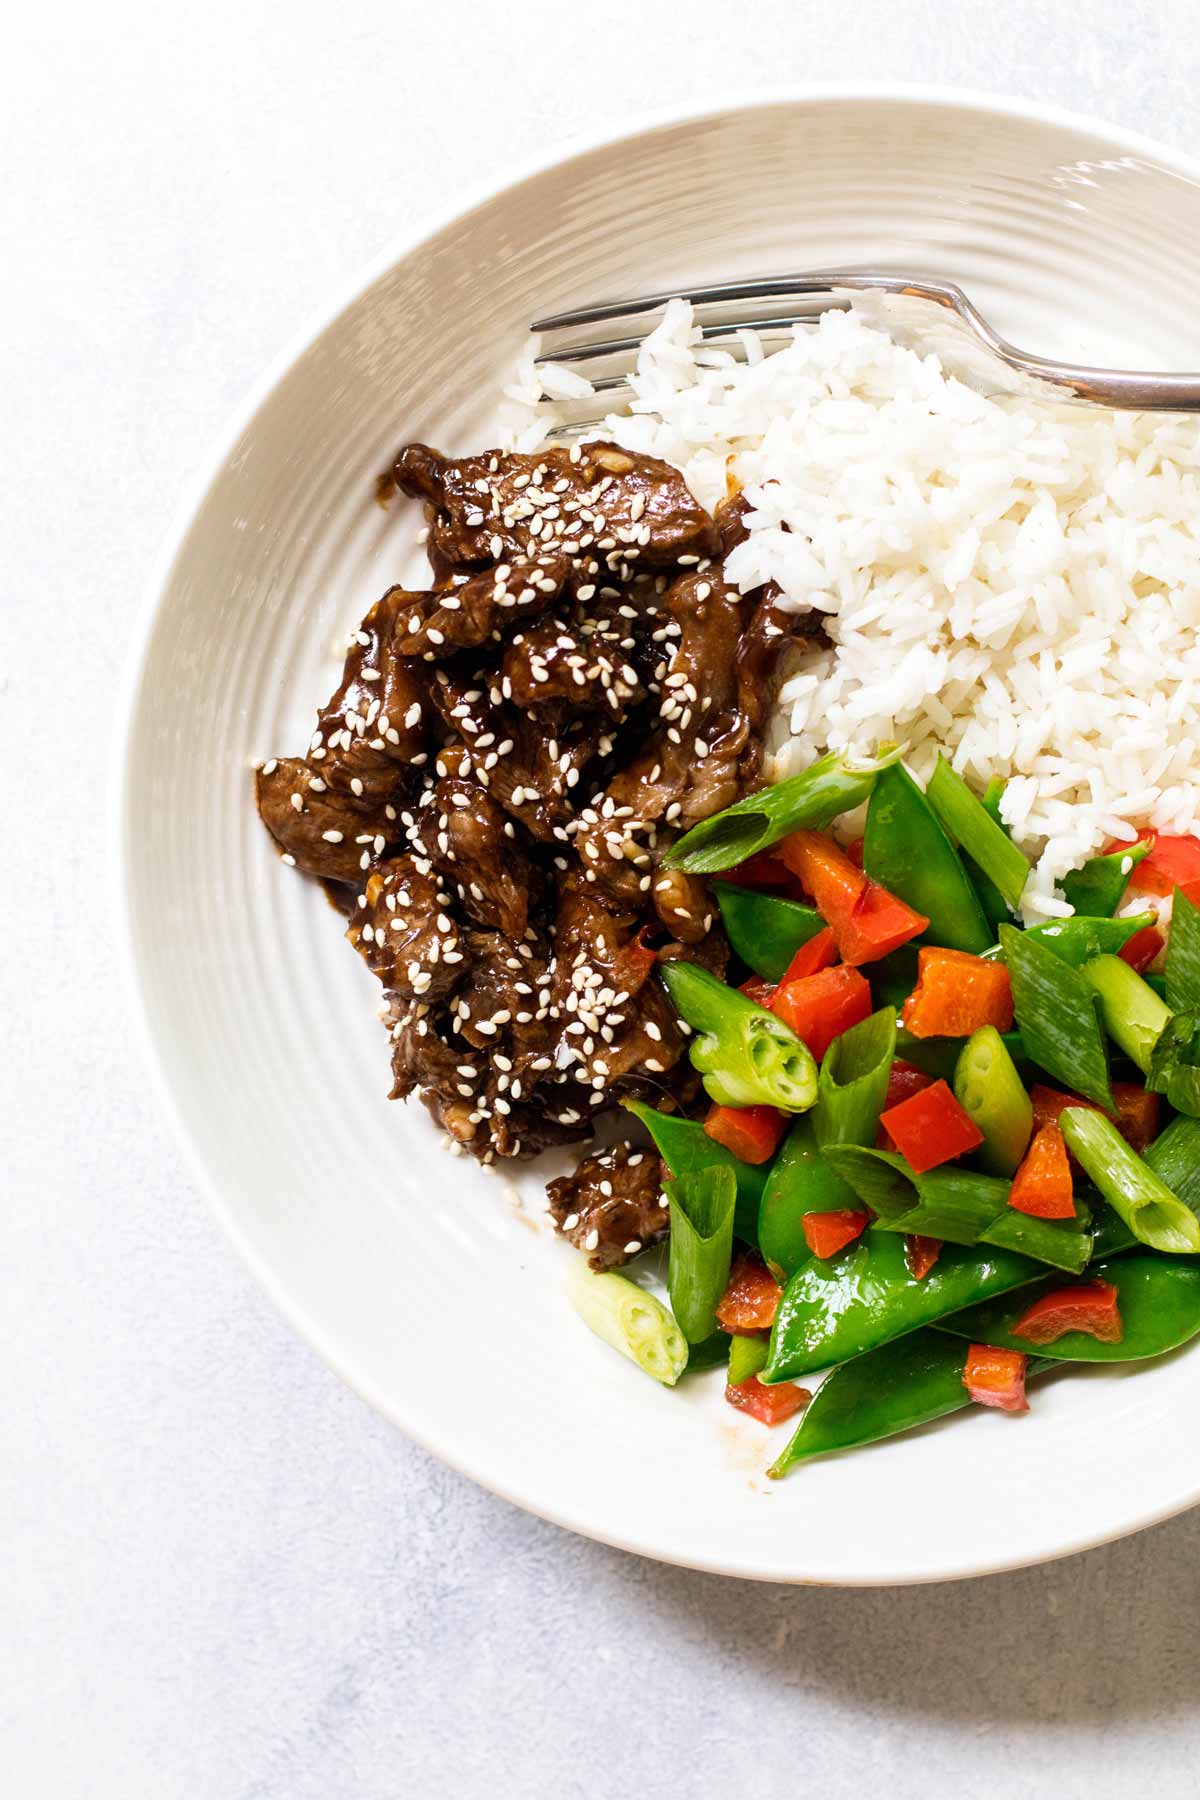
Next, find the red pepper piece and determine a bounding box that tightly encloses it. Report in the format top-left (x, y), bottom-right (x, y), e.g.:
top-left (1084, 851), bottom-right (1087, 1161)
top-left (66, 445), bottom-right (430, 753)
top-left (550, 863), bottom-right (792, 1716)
top-left (839, 880), bottom-right (929, 966)
top-left (770, 964), bottom-right (872, 1062)
top-left (800, 1207), bottom-right (869, 1259)
top-left (739, 973), bottom-right (778, 1007)
top-left (724, 1375), bottom-right (811, 1425)
top-left (900, 946), bottom-right (1014, 1038)
top-left (1031, 1081), bottom-right (1161, 1157)
top-left (845, 837), bottom-right (866, 868)
top-left (716, 1253), bottom-right (783, 1333)
top-left (725, 851), bottom-right (799, 893)
top-left (879, 1079), bottom-right (984, 1174)
top-left (779, 925), bottom-right (838, 985)
top-left (1106, 830), bottom-right (1200, 896)
top-left (1008, 1122), bottom-right (1075, 1220)
top-left (776, 830), bottom-right (926, 965)
top-left (885, 1060), bottom-right (936, 1108)
top-left (704, 1103), bottom-right (788, 1166)
top-left (1012, 1279), bottom-right (1124, 1346)
top-left (1118, 924), bottom-right (1164, 973)
top-left (963, 1344), bottom-right (1029, 1412)
top-left (905, 1233), bottom-right (943, 1280)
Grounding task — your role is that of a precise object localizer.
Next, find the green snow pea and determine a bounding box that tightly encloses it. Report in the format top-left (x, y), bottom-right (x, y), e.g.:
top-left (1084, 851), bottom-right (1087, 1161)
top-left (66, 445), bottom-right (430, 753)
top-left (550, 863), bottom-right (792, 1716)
top-left (937, 1254), bottom-right (1200, 1361)
top-left (769, 1330), bottom-right (1054, 1474)
top-left (761, 1230), bottom-right (1047, 1383)
top-left (1060, 838), bottom-right (1153, 917)
top-left (623, 1101), bottom-right (765, 1244)
top-left (981, 914), bottom-right (1154, 970)
top-left (711, 883), bottom-right (825, 983)
top-left (863, 763), bottom-right (992, 954)
top-left (757, 1115), bottom-right (855, 1278)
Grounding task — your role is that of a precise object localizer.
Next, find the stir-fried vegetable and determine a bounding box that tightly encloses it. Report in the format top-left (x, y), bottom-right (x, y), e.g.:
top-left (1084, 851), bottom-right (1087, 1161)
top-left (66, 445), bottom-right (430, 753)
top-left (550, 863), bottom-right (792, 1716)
top-left (1060, 1107), bottom-right (1200, 1254)
top-left (1060, 837), bottom-right (1153, 916)
top-left (769, 964), bottom-right (872, 1062)
top-left (660, 960), bottom-right (818, 1111)
top-left (864, 763), bottom-right (992, 953)
top-left (1002, 926), bottom-right (1114, 1108)
top-left (570, 1265), bottom-right (688, 1385)
top-left (623, 1101), bottom-right (766, 1244)
top-left (665, 749), bottom-right (895, 874)
top-left (940, 1256), bottom-right (1200, 1360)
top-left (1166, 888), bottom-right (1200, 1011)
top-left (982, 913), bottom-right (1154, 968)
top-left (925, 755), bottom-right (1030, 911)
top-left (953, 1026), bottom-right (1033, 1176)
top-left (1082, 953), bottom-right (1171, 1076)
top-left (712, 883), bottom-right (825, 983)
top-left (666, 1165), bottom-right (737, 1344)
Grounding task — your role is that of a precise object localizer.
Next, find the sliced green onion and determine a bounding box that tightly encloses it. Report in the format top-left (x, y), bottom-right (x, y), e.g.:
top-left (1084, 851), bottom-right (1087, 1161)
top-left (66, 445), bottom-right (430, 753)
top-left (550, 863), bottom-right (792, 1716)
top-left (1146, 1113), bottom-right (1200, 1214)
top-left (1060, 1107), bottom-right (1200, 1254)
top-left (824, 1145), bottom-right (1089, 1271)
top-left (1167, 887), bottom-right (1200, 1012)
top-left (953, 1026), bottom-right (1033, 1176)
top-left (926, 755), bottom-right (1030, 910)
top-left (660, 960), bottom-right (817, 1112)
top-left (1002, 925), bottom-right (1113, 1108)
top-left (1060, 837), bottom-right (1153, 917)
top-left (728, 1333), bottom-right (770, 1385)
top-left (1082, 953), bottom-right (1171, 1076)
top-left (569, 1265), bottom-right (689, 1384)
top-left (864, 763), bottom-right (991, 953)
top-left (1147, 1011), bottom-right (1200, 1116)
top-left (666, 1165), bottom-right (737, 1344)
top-left (622, 1100), bottom-right (766, 1244)
top-left (664, 749), bottom-right (897, 875)
top-left (814, 1006), bottom-right (897, 1151)
top-left (712, 884), bottom-right (825, 982)
top-left (982, 914), bottom-right (1154, 969)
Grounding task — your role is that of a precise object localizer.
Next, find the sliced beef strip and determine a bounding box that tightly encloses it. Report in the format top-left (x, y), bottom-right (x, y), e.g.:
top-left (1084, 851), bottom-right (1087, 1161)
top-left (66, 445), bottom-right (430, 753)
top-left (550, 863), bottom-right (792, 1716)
top-left (345, 856), bottom-right (463, 1004)
top-left (547, 1142), bottom-right (668, 1270)
top-left (547, 874), bottom-right (686, 1095)
top-left (428, 670), bottom-right (602, 844)
top-left (499, 590), bottom-right (649, 719)
top-left (425, 774), bottom-right (535, 938)
top-left (392, 553), bottom-right (571, 660)
top-left (394, 440), bottom-right (720, 579)
top-left (256, 757), bottom-right (403, 884)
top-left (314, 586), bottom-right (430, 782)
top-left (571, 566), bottom-right (753, 907)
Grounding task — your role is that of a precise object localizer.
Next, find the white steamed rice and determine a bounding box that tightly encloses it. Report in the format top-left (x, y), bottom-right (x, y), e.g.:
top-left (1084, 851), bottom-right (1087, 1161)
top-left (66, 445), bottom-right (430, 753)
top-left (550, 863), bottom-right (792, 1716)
top-left (503, 302), bottom-right (1200, 921)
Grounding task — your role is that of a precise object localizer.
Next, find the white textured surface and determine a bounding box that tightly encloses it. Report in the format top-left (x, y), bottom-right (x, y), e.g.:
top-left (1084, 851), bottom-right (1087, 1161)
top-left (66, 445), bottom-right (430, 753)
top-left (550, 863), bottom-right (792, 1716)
top-left (10, 2), bottom-right (1200, 1793)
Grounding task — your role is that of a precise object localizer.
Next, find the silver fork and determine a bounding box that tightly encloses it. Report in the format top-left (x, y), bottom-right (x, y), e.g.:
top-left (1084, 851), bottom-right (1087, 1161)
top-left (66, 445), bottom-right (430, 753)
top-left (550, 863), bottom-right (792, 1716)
top-left (531, 272), bottom-right (1200, 431)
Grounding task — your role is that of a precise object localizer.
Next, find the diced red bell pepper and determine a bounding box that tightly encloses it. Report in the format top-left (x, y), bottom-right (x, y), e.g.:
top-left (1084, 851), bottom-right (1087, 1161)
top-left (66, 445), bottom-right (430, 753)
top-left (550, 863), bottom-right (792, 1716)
top-left (900, 946), bottom-right (1014, 1038)
top-left (1008, 1122), bottom-right (1074, 1220)
top-left (779, 925), bottom-right (838, 985)
top-left (801, 1208), bottom-right (869, 1259)
top-left (1106, 830), bottom-right (1200, 896)
top-left (739, 974), bottom-right (778, 1007)
top-left (770, 964), bottom-right (872, 1062)
top-left (879, 1079), bottom-right (984, 1174)
top-left (845, 837), bottom-right (866, 869)
top-left (905, 1233), bottom-right (943, 1280)
top-left (840, 880), bottom-right (929, 966)
top-left (716, 1253), bottom-right (783, 1333)
top-left (963, 1344), bottom-right (1028, 1412)
top-left (724, 1375), bottom-right (811, 1425)
top-left (704, 1103), bottom-right (788, 1166)
top-left (886, 1060), bottom-right (936, 1108)
top-left (1012, 1279), bottom-right (1124, 1346)
top-left (776, 830), bottom-right (926, 965)
top-left (725, 851), bottom-right (798, 893)
top-left (1118, 924), bottom-right (1164, 973)
top-left (1030, 1081), bottom-right (1161, 1157)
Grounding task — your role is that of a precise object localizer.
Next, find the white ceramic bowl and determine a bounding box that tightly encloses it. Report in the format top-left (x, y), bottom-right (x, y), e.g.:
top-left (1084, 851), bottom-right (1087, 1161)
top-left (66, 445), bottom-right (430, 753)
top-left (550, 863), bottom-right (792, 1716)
top-left (119, 88), bottom-right (1200, 1584)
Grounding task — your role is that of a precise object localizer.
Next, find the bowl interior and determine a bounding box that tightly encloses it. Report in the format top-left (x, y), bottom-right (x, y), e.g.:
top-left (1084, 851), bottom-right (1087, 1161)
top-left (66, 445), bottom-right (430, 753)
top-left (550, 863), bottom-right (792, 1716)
top-left (122, 92), bottom-right (1200, 1582)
